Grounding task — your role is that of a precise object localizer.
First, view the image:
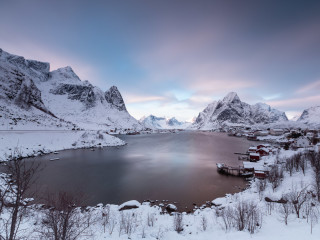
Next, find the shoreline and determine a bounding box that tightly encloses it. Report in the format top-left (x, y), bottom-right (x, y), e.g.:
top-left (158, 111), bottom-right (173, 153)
top-left (1, 131), bottom-right (320, 239)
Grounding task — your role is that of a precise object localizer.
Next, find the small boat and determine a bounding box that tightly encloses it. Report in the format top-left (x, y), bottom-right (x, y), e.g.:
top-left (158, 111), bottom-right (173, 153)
top-left (53, 151), bottom-right (59, 154)
top-left (49, 158), bottom-right (60, 161)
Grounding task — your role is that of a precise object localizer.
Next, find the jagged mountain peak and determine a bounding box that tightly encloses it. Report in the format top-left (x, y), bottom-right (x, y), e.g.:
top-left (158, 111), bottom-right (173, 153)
top-left (192, 92), bottom-right (288, 129)
top-left (0, 48), bottom-right (50, 73)
top-left (222, 92), bottom-right (241, 103)
top-left (105, 86), bottom-right (127, 111)
top-left (50, 66), bottom-right (80, 81)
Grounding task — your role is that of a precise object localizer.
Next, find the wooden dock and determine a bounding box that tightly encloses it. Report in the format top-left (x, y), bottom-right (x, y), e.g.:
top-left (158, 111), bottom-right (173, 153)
top-left (216, 163), bottom-right (253, 177)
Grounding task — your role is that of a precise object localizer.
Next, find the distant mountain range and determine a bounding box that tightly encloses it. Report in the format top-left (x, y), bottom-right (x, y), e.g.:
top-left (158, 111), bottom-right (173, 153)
top-left (0, 48), bottom-right (141, 130)
top-left (1, 48), bottom-right (319, 131)
top-left (191, 92), bottom-right (289, 130)
top-left (139, 115), bottom-right (191, 129)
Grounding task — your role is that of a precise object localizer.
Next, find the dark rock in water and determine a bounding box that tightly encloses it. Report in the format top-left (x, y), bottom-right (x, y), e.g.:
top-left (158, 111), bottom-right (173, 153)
top-left (166, 204), bottom-right (177, 213)
top-left (119, 205), bottom-right (139, 211)
top-left (118, 200), bottom-right (140, 211)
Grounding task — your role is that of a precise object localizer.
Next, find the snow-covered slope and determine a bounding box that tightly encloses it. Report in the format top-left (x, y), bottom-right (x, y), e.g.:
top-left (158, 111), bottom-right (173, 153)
top-left (139, 115), bottom-right (190, 129)
top-left (297, 106), bottom-right (320, 125)
top-left (0, 48), bottom-right (142, 130)
top-left (192, 92), bottom-right (288, 130)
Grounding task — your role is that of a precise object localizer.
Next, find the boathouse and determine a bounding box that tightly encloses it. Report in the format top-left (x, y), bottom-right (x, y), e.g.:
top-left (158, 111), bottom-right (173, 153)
top-left (249, 153), bottom-right (260, 162)
top-left (248, 146), bottom-right (257, 153)
top-left (256, 148), bottom-right (270, 156)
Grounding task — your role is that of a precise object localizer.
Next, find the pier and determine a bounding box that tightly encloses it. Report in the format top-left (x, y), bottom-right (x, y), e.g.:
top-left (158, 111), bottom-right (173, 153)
top-left (216, 163), bottom-right (253, 177)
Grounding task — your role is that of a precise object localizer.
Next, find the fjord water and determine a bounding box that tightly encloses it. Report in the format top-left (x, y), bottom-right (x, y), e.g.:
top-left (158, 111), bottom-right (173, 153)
top-left (30, 132), bottom-right (255, 209)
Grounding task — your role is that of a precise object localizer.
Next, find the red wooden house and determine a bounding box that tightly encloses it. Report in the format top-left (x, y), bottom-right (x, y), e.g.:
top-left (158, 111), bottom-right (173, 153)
top-left (249, 153), bottom-right (260, 162)
top-left (256, 148), bottom-right (270, 156)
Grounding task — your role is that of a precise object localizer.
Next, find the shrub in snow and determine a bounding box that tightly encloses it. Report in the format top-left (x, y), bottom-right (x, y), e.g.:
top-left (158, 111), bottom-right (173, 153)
top-left (38, 191), bottom-right (94, 240)
top-left (200, 214), bottom-right (208, 231)
top-left (147, 212), bottom-right (156, 227)
top-left (287, 185), bottom-right (309, 218)
top-left (255, 178), bottom-right (267, 200)
top-left (278, 196), bottom-right (290, 225)
top-left (118, 211), bottom-right (137, 237)
top-left (218, 201), bottom-right (262, 234)
top-left (166, 204), bottom-right (177, 213)
top-left (268, 165), bottom-right (284, 192)
top-left (173, 213), bottom-right (183, 233)
top-left (101, 205), bottom-right (111, 233)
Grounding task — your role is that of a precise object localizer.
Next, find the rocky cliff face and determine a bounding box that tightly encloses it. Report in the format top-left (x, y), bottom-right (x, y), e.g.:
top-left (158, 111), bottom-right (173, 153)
top-left (0, 48), bottom-right (141, 130)
top-left (105, 86), bottom-right (127, 111)
top-left (192, 92), bottom-right (288, 129)
top-left (0, 49), bottom-right (54, 117)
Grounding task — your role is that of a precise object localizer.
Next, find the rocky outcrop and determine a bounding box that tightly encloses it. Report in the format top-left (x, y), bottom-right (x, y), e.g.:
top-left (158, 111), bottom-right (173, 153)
top-left (105, 86), bottom-right (127, 111)
top-left (0, 52), bottom-right (54, 117)
top-left (50, 83), bottom-right (97, 107)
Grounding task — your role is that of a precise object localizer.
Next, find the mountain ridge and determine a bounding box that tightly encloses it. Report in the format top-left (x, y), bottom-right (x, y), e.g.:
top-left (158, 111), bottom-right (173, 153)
top-left (192, 92), bottom-right (288, 129)
top-left (0, 48), bottom-right (141, 130)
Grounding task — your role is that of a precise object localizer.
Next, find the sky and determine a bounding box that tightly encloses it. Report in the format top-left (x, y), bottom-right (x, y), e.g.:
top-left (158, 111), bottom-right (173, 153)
top-left (0, 0), bottom-right (320, 121)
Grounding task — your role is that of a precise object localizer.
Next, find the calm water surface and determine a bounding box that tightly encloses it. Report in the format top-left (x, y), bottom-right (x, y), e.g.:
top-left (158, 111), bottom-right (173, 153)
top-left (29, 131), bottom-right (257, 209)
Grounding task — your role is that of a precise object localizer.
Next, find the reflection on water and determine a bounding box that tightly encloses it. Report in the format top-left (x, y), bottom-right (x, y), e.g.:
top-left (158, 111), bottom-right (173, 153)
top-left (28, 131), bottom-right (257, 209)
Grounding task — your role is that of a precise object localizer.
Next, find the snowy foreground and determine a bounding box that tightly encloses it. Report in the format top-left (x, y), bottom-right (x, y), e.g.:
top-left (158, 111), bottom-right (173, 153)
top-left (0, 130), bottom-right (125, 161)
top-left (1, 145), bottom-right (320, 239)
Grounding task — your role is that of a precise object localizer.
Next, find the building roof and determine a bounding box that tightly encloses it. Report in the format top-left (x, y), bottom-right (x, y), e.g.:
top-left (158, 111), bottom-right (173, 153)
top-left (249, 153), bottom-right (260, 157)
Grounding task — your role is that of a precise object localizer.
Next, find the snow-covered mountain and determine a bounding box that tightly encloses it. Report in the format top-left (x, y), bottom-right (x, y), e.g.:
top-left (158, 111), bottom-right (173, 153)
top-left (139, 115), bottom-right (190, 129)
top-left (297, 106), bottom-right (320, 125)
top-left (191, 92), bottom-right (288, 129)
top-left (0, 48), bottom-right (141, 130)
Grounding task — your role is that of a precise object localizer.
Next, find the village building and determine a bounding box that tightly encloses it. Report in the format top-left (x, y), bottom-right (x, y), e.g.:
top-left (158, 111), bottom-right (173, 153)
top-left (256, 143), bottom-right (271, 149)
top-left (254, 170), bottom-right (268, 179)
top-left (248, 146), bottom-right (257, 153)
top-left (306, 132), bottom-right (314, 138)
top-left (254, 130), bottom-right (269, 136)
top-left (249, 153), bottom-right (260, 162)
top-left (293, 137), bottom-right (311, 148)
top-left (247, 134), bottom-right (257, 141)
top-left (256, 148), bottom-right (270, 156)
top-left (270, 128), bottom-right (284, 136)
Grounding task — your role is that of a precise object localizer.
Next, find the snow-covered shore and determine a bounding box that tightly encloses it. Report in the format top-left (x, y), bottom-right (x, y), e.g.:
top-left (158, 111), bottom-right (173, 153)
top-left (0, 130), bottom-right (125, 161)
top-left (1, 145), bottom-right (320, 239)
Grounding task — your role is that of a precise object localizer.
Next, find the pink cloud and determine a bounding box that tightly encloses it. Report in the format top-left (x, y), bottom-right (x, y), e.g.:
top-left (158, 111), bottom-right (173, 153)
top-left (267, 95), bottom-right (320, 110)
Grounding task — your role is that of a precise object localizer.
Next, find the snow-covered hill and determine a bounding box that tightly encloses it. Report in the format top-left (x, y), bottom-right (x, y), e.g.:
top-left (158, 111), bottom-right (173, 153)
top-left (191, 92), bottom-right (288, 130)
top-left (297, 106), bottom-right (320, 125)
top-left (0, 48), bottom-right (142, 130)
top-left (139, 115), bottom-right (190, 129)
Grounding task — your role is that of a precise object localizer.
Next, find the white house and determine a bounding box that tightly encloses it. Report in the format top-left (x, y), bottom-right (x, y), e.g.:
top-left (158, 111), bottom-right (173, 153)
top-left (270, 129), bottom-right (284, 136)
top-left (255, 130), bottom-right (269, 136)
top-left (248, 147), bottom-right (257, 153)
top-left (294, 137), bottom-right (310, 148)
top-left (306, 132), bottom-right (314, 138)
